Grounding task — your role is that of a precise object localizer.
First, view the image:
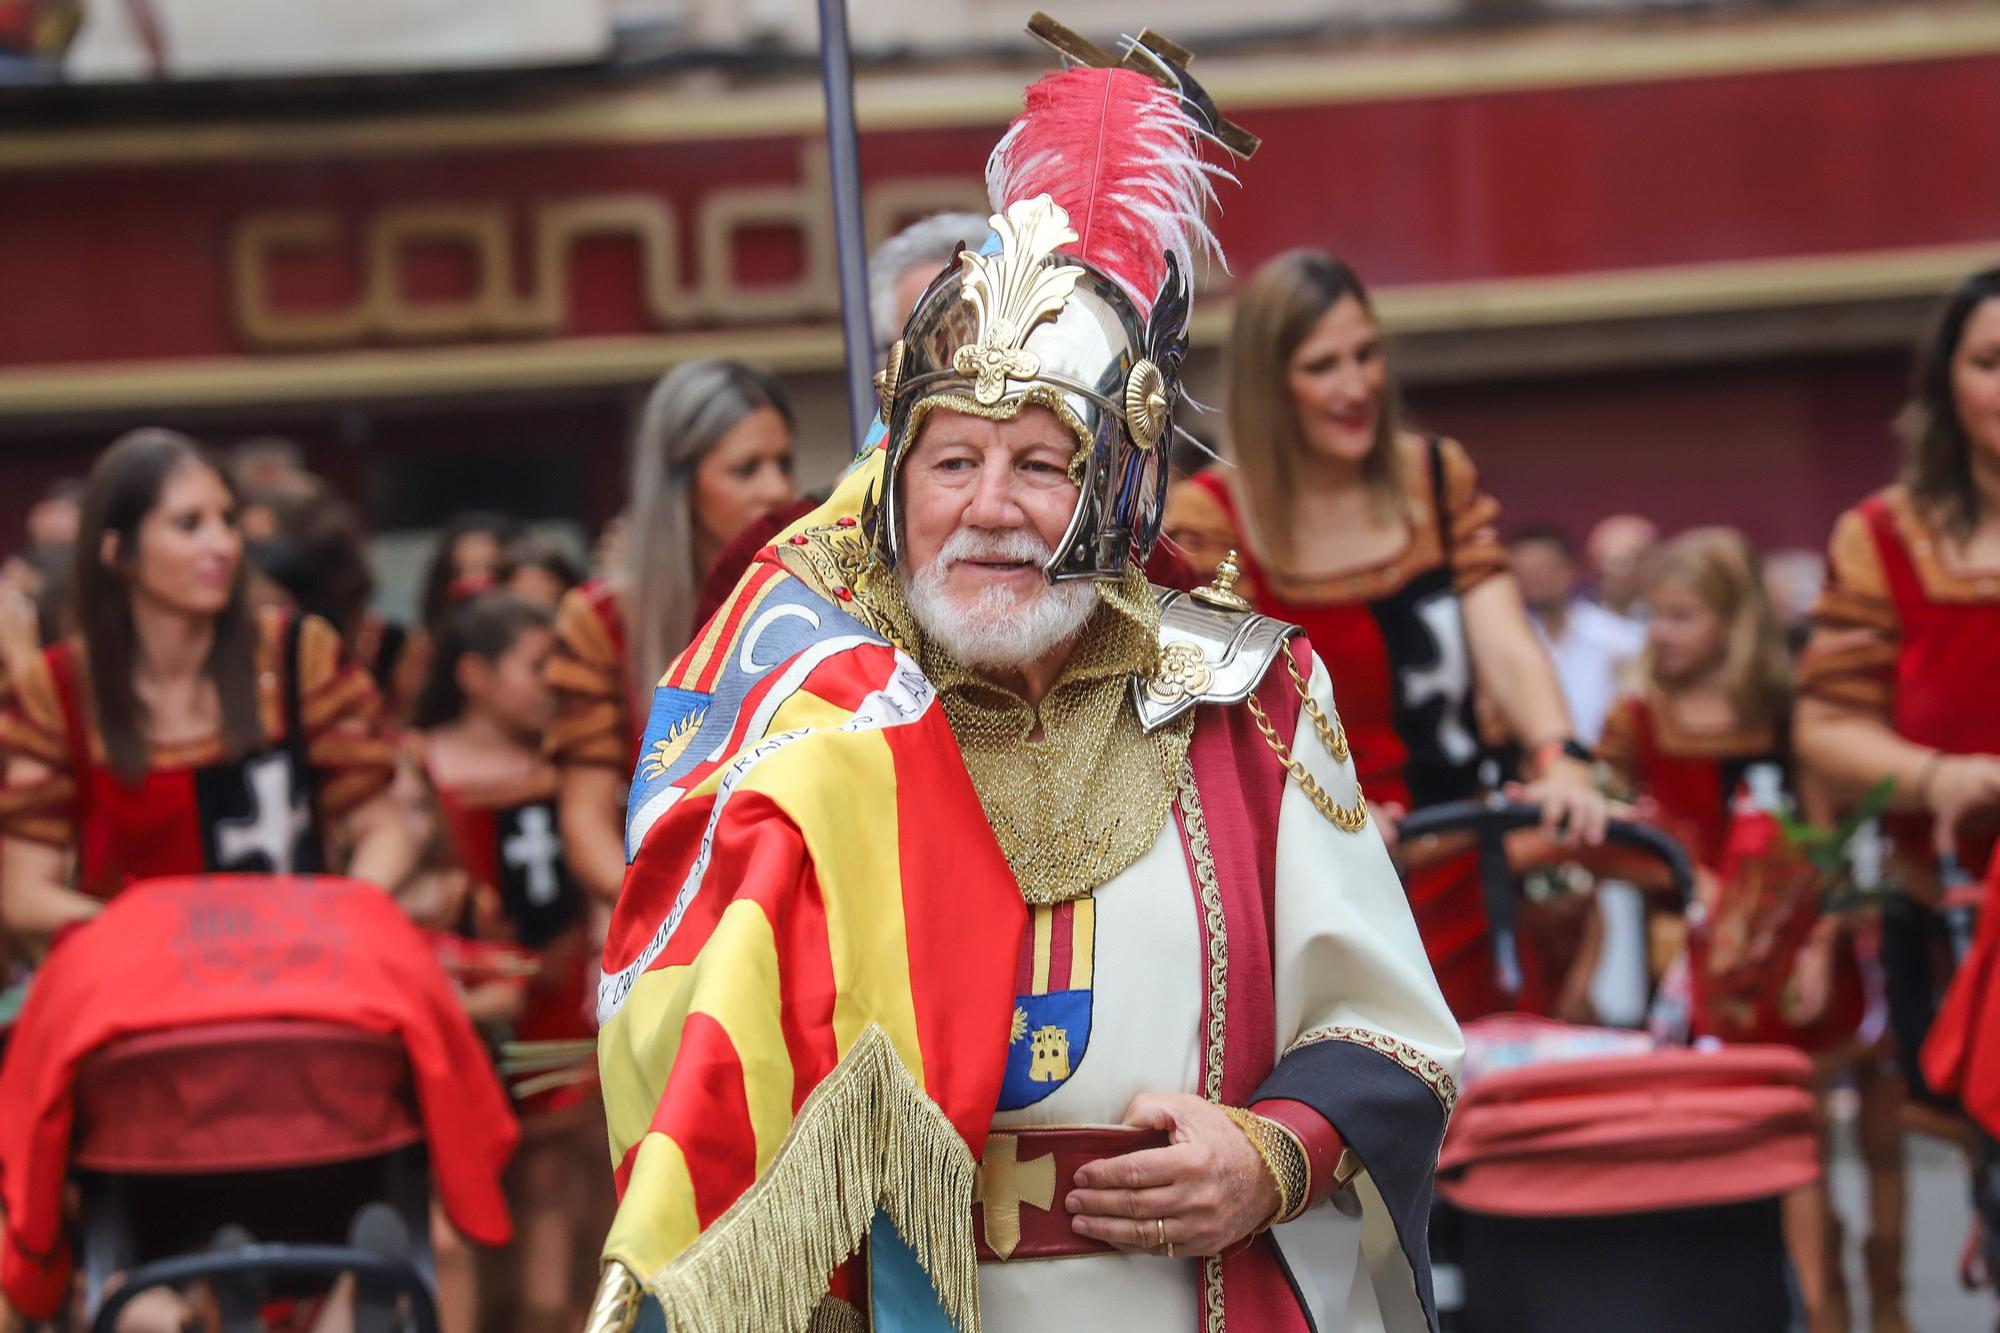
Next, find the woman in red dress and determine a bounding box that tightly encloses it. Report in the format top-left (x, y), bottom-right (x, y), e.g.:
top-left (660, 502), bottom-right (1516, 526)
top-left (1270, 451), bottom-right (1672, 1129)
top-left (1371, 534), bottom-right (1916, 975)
top-left (1599, 528), bottom-right (1883, 1333)
top-left (0, 429), bottom-right (408, 948)
top-left (1798, 266), bottom-right (2000, 1321)
top-left (548, 360), bottom-right (798, 906)
top-left (0, 428), bottom-right (414, 1333)
top-left (1197, 251), bottom-right (1609, 1018)
top-left (407, 589), bottom-right (598, 1333)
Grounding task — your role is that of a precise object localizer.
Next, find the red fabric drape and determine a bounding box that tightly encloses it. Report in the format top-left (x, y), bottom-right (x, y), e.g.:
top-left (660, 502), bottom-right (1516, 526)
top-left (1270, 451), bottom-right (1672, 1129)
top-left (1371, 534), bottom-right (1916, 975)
top-left (1920, 845), bottom-right (2000, 1137)
top-left (0, 875), bottom-right (519, 1317)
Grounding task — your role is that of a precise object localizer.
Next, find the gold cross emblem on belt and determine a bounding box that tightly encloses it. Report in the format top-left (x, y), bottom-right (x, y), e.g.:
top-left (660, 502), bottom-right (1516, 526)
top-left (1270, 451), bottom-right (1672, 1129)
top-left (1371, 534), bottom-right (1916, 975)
top-left (974, 1133), bottom-right (1057, 1261)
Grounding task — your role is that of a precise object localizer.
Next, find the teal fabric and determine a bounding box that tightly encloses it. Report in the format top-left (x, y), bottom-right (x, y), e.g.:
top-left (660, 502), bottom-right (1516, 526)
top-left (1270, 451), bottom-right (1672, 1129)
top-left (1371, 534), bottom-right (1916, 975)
top-left (868, 1209), bottom-right (958, 1333)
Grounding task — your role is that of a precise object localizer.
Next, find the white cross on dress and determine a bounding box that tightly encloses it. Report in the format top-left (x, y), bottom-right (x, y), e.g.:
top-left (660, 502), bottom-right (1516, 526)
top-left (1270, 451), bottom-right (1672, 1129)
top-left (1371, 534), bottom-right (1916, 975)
top-left (504, 804), bottom-right (564, 907)
top-left (214, 751), bottom-right (311, 874)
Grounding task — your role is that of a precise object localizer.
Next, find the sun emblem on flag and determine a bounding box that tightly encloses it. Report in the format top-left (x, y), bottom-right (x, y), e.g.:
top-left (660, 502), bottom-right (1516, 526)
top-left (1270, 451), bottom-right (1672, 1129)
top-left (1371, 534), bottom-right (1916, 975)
top-left (1010, 1005), bottom-right (1029, 1045)
top-left (640, 708), bottom-right (706, 781)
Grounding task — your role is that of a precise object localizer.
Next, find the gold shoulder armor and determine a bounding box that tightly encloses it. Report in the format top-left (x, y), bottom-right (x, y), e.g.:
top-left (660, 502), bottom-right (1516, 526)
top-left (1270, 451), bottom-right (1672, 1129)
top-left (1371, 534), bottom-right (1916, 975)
top-left (1133, 579), bottom-right (1301, 735)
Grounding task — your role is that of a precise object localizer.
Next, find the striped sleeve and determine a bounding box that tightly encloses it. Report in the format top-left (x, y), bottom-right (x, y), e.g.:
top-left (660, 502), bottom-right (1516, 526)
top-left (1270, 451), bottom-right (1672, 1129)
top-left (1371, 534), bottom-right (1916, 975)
top-left (547, 584), bottom-right (632, 770)
top-left (0, 649), bottom-right (78, 849)
top-left (1434, 438), bottom-right (1507, 593)
top-left (294, 613), bottom-right (398, 817)
top-left (1797, 506), bottom-right (1898, 722)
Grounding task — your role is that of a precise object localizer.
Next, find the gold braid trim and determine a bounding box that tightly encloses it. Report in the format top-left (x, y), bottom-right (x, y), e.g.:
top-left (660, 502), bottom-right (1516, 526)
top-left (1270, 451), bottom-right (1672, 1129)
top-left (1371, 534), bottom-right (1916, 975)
top-left (1290, 1025), bottom-right (1459, 1118)
top-left (1175, 760), bottom-right (1230, 1329)
top-left (1177, 759), bottom-right (1228, 1107)
top-left (630, 1024), bottom-right (981, 1333)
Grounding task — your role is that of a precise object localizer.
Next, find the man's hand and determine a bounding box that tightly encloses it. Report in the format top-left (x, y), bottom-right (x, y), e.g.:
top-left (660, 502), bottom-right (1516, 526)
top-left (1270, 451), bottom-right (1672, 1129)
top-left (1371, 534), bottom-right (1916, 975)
top-left (1066, 1093), bottom-right (1278, 1258)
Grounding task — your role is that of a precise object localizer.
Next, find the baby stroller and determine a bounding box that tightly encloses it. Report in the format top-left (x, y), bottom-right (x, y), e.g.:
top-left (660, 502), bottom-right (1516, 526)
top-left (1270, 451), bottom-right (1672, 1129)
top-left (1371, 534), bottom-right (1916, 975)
top-left (73, 1018), bottom-right (438, 1332)
top-left (1401, 800), bottom-right (1823, 1333)
top-left (0, 874), bottom-right (518, 1333)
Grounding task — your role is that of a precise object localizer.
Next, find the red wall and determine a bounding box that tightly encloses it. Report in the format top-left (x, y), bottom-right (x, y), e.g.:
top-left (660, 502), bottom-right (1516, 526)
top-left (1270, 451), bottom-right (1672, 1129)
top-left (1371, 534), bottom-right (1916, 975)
top-left (6, 53), bottom-right (2000, 368)
top-left (1410, 351), bottom-right (1910, 554)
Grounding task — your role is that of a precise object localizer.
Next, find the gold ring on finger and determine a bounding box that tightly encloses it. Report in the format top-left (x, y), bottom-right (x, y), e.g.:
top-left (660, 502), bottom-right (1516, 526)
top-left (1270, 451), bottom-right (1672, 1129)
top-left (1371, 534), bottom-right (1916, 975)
top-left (1154, 1218), bottom-right (1166, 1251)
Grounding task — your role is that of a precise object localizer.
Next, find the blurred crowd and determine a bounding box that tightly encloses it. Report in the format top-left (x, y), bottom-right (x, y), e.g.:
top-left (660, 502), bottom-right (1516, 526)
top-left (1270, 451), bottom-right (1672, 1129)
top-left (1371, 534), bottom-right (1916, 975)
top-left (2, 220), bottom-right (2000, 1333)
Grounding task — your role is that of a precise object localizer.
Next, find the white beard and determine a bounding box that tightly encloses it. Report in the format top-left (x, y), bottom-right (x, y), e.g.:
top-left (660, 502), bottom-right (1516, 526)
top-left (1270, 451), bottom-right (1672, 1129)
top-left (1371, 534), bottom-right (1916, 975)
top-left (902, 528), bottom-right (1098, 671)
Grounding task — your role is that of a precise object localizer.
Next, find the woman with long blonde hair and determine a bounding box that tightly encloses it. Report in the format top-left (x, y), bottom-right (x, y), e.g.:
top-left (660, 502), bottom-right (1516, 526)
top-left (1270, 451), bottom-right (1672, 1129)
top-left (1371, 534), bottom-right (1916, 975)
top-left (1195, 249), bottom-right (1608, 1018)
top-left (546, 361), bottom-right (797, 906)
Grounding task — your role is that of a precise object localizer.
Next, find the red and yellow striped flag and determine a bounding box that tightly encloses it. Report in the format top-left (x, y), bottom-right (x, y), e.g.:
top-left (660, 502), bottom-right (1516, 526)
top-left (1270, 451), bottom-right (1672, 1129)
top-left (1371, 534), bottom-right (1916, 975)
top-left (596, 453), bottom-right (1024, 1332)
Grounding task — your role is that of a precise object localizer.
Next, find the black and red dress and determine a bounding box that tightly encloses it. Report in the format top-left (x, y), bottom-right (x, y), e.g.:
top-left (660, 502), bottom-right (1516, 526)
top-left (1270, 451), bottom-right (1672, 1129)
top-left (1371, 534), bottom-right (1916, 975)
top-left (1194, 433), bottom-right (1518, 1017)
top-left (419, 745), bottom-right (593, 1115)
top-left (0, 609), bottom-right (396, 897)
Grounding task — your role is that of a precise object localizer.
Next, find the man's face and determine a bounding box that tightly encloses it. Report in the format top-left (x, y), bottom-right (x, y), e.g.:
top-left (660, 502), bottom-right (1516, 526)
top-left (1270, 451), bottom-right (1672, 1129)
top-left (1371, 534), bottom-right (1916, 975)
top-left (899, 403), bottom-right (1097, 670)
top-left (1509, 538), bottom-right (1574, 613)
top-left (902, 403), bottom-right (1081, 601)
top-left (1587, 515), bottom-right (1658, 610)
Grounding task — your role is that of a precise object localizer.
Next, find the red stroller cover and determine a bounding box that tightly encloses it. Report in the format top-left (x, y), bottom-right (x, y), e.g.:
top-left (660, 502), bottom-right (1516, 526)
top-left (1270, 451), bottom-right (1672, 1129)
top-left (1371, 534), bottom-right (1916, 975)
top-left (0, 875), bottom-right (520, 1317)
top-left (1436, 1044), bottom-right (1819, 1218)
top-left (1921, 843), bottom-right (2000, 1136)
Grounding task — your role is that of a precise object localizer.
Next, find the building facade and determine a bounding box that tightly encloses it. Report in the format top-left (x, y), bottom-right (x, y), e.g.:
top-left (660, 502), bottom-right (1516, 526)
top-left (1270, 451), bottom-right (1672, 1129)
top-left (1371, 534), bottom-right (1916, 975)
top-left (3, 1), bottom-right (1997, 589)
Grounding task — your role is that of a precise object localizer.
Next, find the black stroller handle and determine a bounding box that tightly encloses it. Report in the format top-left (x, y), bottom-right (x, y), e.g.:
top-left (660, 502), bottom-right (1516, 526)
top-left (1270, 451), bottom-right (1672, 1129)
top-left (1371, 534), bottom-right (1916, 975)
top-left (1393, 799), bottom-right (1696, 1003)
top-left (90, 1242), bottom-right (439, 1333)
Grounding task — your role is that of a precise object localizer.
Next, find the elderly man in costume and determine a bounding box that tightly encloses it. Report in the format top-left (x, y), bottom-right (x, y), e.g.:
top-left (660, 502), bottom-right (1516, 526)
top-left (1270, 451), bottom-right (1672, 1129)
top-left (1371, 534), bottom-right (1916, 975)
top-left (588, 18), bottom-right (1462, 1333)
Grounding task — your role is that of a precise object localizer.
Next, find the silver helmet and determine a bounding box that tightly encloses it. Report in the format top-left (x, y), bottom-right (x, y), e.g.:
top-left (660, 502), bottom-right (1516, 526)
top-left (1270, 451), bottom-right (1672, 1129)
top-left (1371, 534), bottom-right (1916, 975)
top-left (872, 194), bottom-right (1190, 584)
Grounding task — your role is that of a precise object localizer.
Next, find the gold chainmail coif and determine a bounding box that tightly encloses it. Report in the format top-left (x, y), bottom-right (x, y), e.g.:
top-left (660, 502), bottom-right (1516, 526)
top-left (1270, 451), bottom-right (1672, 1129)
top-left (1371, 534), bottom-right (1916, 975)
top-left (858, 560), bottom-right (1194, 906)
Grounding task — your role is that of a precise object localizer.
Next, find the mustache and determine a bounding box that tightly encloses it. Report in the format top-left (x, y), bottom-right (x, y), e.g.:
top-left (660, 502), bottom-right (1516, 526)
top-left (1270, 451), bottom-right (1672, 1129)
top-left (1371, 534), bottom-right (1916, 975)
top-left (933, 527), bottom-right (1055, 567)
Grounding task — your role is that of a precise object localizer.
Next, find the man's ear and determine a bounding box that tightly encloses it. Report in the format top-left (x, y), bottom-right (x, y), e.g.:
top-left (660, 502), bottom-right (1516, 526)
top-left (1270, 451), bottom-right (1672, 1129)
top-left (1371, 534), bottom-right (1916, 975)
top-left (456, 652), bottom-right (491, 702)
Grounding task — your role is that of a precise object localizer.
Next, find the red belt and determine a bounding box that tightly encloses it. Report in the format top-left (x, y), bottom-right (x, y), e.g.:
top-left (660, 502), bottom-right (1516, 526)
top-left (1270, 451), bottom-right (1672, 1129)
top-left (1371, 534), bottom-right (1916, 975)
top-left (972, 1125), bottom-right (1170, 1262)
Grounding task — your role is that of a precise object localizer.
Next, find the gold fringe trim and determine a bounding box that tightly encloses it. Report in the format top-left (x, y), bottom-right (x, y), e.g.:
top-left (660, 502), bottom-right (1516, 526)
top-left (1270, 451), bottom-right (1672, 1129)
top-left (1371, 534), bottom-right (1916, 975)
top-left (807, 1296), bottom-right (868, 1333)
top-left (638, 1023), bottom-right (981, 1333)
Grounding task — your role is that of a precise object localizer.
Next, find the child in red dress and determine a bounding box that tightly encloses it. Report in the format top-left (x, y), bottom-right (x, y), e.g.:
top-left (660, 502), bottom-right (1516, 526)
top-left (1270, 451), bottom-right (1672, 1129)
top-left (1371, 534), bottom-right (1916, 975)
top-left (405, 590), bottom-right (601, 1333)
top-left (1600, 528), bottom-right (1889, 1333)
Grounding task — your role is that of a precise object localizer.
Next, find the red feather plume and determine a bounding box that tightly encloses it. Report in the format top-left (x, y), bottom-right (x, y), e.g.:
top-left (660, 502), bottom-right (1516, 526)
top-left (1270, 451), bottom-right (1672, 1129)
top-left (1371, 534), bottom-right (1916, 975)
top-left (985, 65), bottom-right (1231, 305)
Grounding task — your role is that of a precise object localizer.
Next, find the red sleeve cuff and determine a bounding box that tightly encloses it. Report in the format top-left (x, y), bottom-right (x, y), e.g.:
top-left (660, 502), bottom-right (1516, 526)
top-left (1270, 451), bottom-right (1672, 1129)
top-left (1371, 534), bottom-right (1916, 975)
top-left (1252, 1096), bottom-right (1346, 1207)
